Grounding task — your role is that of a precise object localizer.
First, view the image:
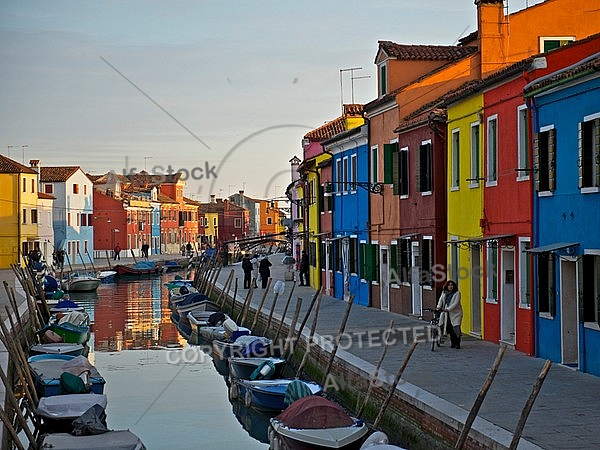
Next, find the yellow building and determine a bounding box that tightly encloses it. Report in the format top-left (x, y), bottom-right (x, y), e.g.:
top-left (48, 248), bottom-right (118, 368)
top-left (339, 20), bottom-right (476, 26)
top-left (446, 95), bottom-right (484, 336)
top-left (0, 155), bottom-right (40, 268)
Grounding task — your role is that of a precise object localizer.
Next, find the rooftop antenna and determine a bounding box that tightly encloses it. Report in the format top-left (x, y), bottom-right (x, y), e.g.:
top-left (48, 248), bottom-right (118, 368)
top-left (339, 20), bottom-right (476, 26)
top-left (339, 67), bottom-right (362, 113)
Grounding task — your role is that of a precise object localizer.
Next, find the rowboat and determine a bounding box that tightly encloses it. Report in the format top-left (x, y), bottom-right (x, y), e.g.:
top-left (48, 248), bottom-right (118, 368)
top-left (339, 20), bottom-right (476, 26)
top-left (174, 293), bottom-right (220, 315)
top-left (269, 396), bottom-right (369, 450)
top-left (29, 343), bottom-right (85, 357)
top-left (115, 261), bottom-right (160, 276)
top-left (27, 354), bottom-right (106, 397)
top-left (38, 430), bottom-right (146, 450)
top-left (36, 393), bottom-right (107, 433)
top-left (41, 310), bottom-right (91, 344)
top-left (228, 357), bottom-right (287, 381)
top-left (61, 271), bottom-right (101, 292)
top-left (231, 378), bottom-right (323, 412)
top-left (212, 335), bottom-right (271, 361)
top-left (97, 270), bottom-right (117, 283)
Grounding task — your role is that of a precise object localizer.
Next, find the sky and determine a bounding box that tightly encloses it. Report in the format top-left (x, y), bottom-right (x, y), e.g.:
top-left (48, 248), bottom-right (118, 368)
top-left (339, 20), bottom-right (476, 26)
top-left (0, 0), bottom-right (545, 202)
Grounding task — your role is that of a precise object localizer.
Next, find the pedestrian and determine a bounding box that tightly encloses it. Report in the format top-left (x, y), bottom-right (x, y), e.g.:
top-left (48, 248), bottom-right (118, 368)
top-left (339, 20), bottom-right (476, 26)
top-left (141, 243), bottom-right (149, 259)
top-left (436, 280), bottom-right (463, 349)
top-left (54, 249), bottom-right (65, 270)
top-left (186, 242), bottom-right (192, 257)
top-left (114, 243), bottom-right (121, 261)
top-left (299, 249), bottom-right (309, 286)
top-left (241, 254), bottom-right (253, 289)
top-left (251, 254), bottom-right (259, 288)
top-left (258, 256), bottom-right (272, 289)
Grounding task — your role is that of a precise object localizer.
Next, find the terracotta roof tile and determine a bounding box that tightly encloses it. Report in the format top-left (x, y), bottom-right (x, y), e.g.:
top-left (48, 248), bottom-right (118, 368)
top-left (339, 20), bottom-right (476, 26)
top-left (525, 55), bottom-right (600, 96)
top-left (40, 166), bottom-right (80, 182)
top-left (157, 193), bottom-right (178, 204)
top-left (304, 104), bottom-right (363, 142)
top-left (378, 41), bottom-right (477, 61)
top-left (38, 192), bottom-right (55, 200)
top-left (0, 155), bottom-right (38, 174)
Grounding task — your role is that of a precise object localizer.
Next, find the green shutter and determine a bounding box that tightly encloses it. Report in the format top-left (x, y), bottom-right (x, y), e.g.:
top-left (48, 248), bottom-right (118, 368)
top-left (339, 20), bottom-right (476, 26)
top-left (372, 244), bottom-right (380, 282)
top-left (359, 242), bottom-right (366, 279)
top-left (392, 149), bottom-right (399, 195)
top-left (390, 243), bottom-right (398, 283)
top-left (533, 133), bottom-right (540, 192)
top-left (548, 129), bottom-right (556, 191)
top-left (383, 143), bottom-right (397, 184)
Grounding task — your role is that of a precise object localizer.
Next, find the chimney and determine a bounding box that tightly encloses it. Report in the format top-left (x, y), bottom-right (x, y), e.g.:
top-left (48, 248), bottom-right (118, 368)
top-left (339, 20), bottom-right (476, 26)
top-left (29, 159), bottom-right (40, 173)
top-left (239, 190), bottom-right (244, 195)
top-left (210, 194), bottom-right (216, 204)
top-left (476, 0), bottom-right (508, 78)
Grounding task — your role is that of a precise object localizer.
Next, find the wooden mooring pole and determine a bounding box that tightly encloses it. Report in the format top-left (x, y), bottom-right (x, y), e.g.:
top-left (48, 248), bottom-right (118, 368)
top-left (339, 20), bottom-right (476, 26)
top-left (321, 294), bottom-right (354, 387)
top-left (237, 285), bottom-right (255, 326)
top-left (509, 359), bottom-right (552, 450)
top-left (250, 278), bottom-right (272, 332)
top-left (273, 281), bottom-right (296, 345)
top-left (296, 291), bottom-right (324, 378)
top-left (216, 270), bottom-right (234, 309)
top-left (283, 298), bottom-right (303, 359)
top-left (372, 339), bottom-right (418, 429)
top-left (455, 344), bottom-right (507, 449)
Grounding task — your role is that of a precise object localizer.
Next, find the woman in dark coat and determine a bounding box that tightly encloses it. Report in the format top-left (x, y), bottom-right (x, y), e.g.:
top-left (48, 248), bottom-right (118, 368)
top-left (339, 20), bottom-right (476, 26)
top-left (258, 257), bottom-right (272, 289)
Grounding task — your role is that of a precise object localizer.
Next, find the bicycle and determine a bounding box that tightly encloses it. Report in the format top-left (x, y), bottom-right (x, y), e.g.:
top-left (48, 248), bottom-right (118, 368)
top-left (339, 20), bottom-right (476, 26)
top-left (423, 308), bottom-right (444, 351)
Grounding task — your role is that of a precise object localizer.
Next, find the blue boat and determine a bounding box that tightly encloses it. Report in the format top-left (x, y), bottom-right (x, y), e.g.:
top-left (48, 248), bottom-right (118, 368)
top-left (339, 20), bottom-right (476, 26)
top-left (212, 335), bottom-right (271, 361)
top-left (231, 379), bottom-right (323, 412)
top-left (27, 354), bottom-right (106, 397)
top-left (228, 357), bottom-right (287, 381)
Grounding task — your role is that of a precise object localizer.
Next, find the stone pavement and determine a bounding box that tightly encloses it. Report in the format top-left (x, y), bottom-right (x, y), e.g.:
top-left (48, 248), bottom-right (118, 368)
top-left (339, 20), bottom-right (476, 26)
top-left (215, 256), bottom-right (600, 450)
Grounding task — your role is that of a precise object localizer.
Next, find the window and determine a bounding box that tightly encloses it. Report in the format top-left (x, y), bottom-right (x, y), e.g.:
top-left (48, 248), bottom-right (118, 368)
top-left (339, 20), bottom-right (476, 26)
top-left (486, 115), bottom-right (498, 184)
top-left (580, 254), bottom-right (600, 326)
top-left (343, 157), bottom-right (349, 192)
top-left (213, 217), bottom-right (217, 227)
top-left (537, 253), bottom-right (555, 316)
top-left (31, 209), bottom-right (38, 224)
top-left (22, 208), bottom-right (27, 224)
top-left (77, 213), bottom-right (80, 227)
top-left (351, 154), bottom-right (357, 191)
top-left (22, 178), bottom-right (26, 192)
top-left (349, 237), bottom-right (358, 274)
top-left (417, 141), bottom-right (433, 193)
top-left (421, 238), bottom-right (434, 287)
top-left (517, 105), bottom-right (530, 181)
top-left (398, 146), bottom-right (408, 196)
top-left (234, 218), bottom-right (242, 228)
top-left (379, 64), bottom-right (387, 96)
top-left (81, 214), bottom-right (87, 227)
top-left (84, 240), bottom-right (88, 254)
top-left (336, 159), bottom-right (342, 193)
top-left (84, 185), bottom-right (87, 195)
top-left (450, 241), bottom-right (459, 283)
top-left (31, 179), bottom-right (35, 193)
top-left (540, 36), bottom-right (575, 53)
top-left (451, 129), bottom-right (460, 189)
top-left (267, 217), bottom-right (272, 225)
top-left (534, 126), bottom-right (556, 192)
top-left (73, 184), bottom-right (79, 194)
top-left (309, 241), bottom-right (317, 267)
top-left (470, 122), bottom-right (481, 186)
top-left (371, 146), bottom-right (378, 183)
top-left (88, 213), bottom-right (93, 225)
top-left (67, 213), bottom-right (71, 226)
top-left (519, 239), bottom-right (531, 308)
top-left (359, 242), bottom-right (379, 281)
top-left (579, 116), bottom-right (600, 191)
top-left (399, 238), bottom-right (411, 284)
top-left (335, 240), bottom-right (342, 272)
top-left (44, 184), bottom-right (53, 194)
top-left (486, 244), bottom-right (498, 303)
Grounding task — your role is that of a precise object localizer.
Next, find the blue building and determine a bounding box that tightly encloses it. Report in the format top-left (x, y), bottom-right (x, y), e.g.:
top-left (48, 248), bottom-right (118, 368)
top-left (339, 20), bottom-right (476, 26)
top-left (525, 52), bottom-right (600, 376)
top-left (323, 125), bottom-right (371, 306)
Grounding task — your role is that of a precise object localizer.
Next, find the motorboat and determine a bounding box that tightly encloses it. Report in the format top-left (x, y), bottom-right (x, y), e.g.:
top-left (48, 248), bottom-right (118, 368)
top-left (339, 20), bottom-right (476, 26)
top-left (115, 260), bottom-right (160, 276)
top-left (228, 356), bottom-right (287, 381)
top-left (231, 378), bottom-right (322, 412)
top-left (29, 342), bottom-right (85, 357)
top-left (38, 430), bottom-right (146, 449)
top-left (269, 395), bottom-right (369, 450)
top-left (36, 393), bottom-right (107, 433)
top-left (61, 271), bottom-right (101, 292)
top-left (212, 335), bottom-right (271, 361)
top-left (97, 270), bottom-right (117, 283)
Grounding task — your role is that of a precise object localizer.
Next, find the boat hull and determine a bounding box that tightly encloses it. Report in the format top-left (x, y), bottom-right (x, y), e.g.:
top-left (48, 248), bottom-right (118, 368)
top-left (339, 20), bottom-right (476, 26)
top-left (233, 379), bottom-right (322, 412)
top-left (228, 357), bottom-right (286, 381)
top-left (212, 336), bottom-right (271, 360)
top-left (269, 420), bottom-right (368, 450)
top-left (115, 264), bottom-right (160, 276)
top-left (45, 322), bottom-right (90, 344)
top-left (29, 343), bottom-right (85, 357)
top-left (61, 278), bottom-right (101, 292)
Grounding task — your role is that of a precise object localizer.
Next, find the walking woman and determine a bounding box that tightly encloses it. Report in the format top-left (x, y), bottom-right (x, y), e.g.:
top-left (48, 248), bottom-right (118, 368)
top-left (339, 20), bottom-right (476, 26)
top-left (436, 280), bottom-right (463, 349)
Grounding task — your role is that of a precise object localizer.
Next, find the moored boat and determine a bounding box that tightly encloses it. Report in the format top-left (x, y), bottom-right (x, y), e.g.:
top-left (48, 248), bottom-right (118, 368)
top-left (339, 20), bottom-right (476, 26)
top-left (27, 354), bottom-right (106, 397)
top-left (61, 271), bottom-right (101, 292)
top-left (212, 335), bottom-right (271, 361)
top-left (268, 395), bottom-right (369, 450)
top-left (36, 393), bottom-right (108, 433)
top-left (228, 356), bottom-right (287, 381)
top-left (29, 342), bottom-right (85, 357)
top-left (232, 378), bottom-right (323, 412)
top-left (174, 293), bottom-right (220, 315)
top-left (115, 260), bottom-right (160, 276)
top-left (97, 270), bottom-right (117, 283)
top-left (41, 309), bottom-right (91, 344)
top-left (38, 430), bottom-right (146, 449)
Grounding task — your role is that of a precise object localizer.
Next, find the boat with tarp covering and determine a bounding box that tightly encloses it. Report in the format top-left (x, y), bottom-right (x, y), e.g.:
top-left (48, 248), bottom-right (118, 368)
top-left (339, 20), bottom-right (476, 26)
top-left (38, 429), bottom-right (146, 449)
top-left (269, 396), bottom-right (368, 449)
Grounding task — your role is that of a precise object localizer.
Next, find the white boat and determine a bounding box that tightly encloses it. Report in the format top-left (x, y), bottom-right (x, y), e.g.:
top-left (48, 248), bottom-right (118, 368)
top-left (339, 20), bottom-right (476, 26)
top-left (360, 431), bottom-right (407, 449)
top-left (61, 271), bottom-right (101, 292)
top-left (39, 430), bottom-right (146, 449)
top-left (269, 396), bottom-right (369, 450)
top-left (97, 270), bottom-right (117, 283)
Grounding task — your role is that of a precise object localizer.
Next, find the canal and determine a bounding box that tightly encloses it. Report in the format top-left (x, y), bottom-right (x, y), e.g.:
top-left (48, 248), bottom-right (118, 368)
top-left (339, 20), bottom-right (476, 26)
top-left (68, 273), bottom-right (270, 449)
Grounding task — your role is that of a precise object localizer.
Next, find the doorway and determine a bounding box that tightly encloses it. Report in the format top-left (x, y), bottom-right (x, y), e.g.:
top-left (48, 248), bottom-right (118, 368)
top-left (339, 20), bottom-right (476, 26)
top-left (471, 246), bottom-right (482, 335)
top-left (501, 249), bottom-right (515, 344)
top-left (411, 241), bottom-right (422, 316)
top-left (561, 259), bottom-right (579, 366)
top-left (380, 247), bottom-right (389, 311)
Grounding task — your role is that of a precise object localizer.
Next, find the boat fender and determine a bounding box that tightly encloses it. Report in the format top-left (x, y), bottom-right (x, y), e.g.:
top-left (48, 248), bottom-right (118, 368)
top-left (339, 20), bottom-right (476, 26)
top-left (250, 360), bottom-right (275, 380)
top-left (244, 390), bottom-right (252, 408)
top-left (229, 383), bottom-right (239, 400)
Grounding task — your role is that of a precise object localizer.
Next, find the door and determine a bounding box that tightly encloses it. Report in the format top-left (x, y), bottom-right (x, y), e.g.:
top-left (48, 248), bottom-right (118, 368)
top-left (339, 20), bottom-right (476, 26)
top-left (411, 241), bottom-right (422, 316)
top-left (561, 260), bottom-right (579, 366)
top-left (380, 247), bottom-right (389, 311)
top-left (501, 249), bottom-right (516, 344)
top-left (471, 247), bottom-right (482, 335)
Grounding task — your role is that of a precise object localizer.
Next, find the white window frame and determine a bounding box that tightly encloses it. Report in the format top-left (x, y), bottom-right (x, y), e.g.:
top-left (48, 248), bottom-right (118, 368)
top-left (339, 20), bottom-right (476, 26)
top-left (486, 115), bottom-right (498, 186)
top-left (351, 154), bottom-right (357, 192)
top-left (518, 238), bottom-right (531, 309)
top-left (370, 146), bottom-right (378, 183)
top-left (399, 146), bottom-right (409, 198)
top-left (485, 243), bottom-right (498, 303)
top-left (469, 121), bottom-right (481, 188)
top-left (517, 105), bottom-right (530, 182)
top-left (451, 129), bottom-right (460, 191)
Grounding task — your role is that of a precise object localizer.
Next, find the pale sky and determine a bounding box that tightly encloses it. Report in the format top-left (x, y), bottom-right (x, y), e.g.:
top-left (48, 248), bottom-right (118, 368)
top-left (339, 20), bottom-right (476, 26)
top-left (0, 0), bottom-right (544, 201)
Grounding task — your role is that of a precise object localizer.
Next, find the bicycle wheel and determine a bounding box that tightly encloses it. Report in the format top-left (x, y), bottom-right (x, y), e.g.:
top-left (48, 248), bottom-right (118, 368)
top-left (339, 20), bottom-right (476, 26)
top-left (431, 324), bottom-right (438, 351)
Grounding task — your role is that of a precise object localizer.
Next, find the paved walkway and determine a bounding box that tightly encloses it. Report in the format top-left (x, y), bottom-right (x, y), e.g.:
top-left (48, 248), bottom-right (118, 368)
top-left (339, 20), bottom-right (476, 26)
top-left (214, 256), bottom-right (600, 450)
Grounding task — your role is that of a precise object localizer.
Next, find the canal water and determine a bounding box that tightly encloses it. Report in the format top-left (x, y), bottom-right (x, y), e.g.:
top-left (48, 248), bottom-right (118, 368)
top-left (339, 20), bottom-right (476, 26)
top-left (68, 273), bottom-right (270, 449)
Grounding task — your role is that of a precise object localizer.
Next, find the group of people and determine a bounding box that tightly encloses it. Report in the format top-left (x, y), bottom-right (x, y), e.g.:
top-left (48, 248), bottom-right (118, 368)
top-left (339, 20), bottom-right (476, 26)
top-left (242, 254), bottom-right (272, 289)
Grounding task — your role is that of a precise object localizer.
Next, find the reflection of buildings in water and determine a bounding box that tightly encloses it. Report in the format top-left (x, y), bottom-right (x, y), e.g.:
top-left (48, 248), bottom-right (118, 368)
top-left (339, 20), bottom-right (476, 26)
top-left (93, 277), bottom-right (182, 351)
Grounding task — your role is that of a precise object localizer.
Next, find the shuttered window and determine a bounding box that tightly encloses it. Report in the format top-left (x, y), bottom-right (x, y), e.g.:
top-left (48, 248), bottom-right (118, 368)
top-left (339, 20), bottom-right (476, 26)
top-left (534, 128), bottom-right (556, 192)
top-left (578, 118), bottom-right (600, 189)
top-left (417, 141), bottom-right (433, 192)
top-left (384, 142), bottom-right (398, 184)
top-left (398, 147), bottom-right (409, 196)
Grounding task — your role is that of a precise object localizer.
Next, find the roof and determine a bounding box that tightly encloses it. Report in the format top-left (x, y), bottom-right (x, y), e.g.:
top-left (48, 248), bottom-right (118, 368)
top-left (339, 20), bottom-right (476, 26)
top-left (40, 166), bottom-right (80, 182)
top-left (303, 104), bottom-right (363, 142)
top-left (38, 192), bottom-right (55, 200)
top-left (377, 41), bottom-right (478, 62)
top-left (183, 196), bottom-right (202, 206)
top-left (525, 242), bottom-right (580, 254)
top-left (524, 53), bottom-right (600, 96)
top-left (157, 193), bottom-right (178, 204)
top-left (0, 154), bottom-right (38, 174)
